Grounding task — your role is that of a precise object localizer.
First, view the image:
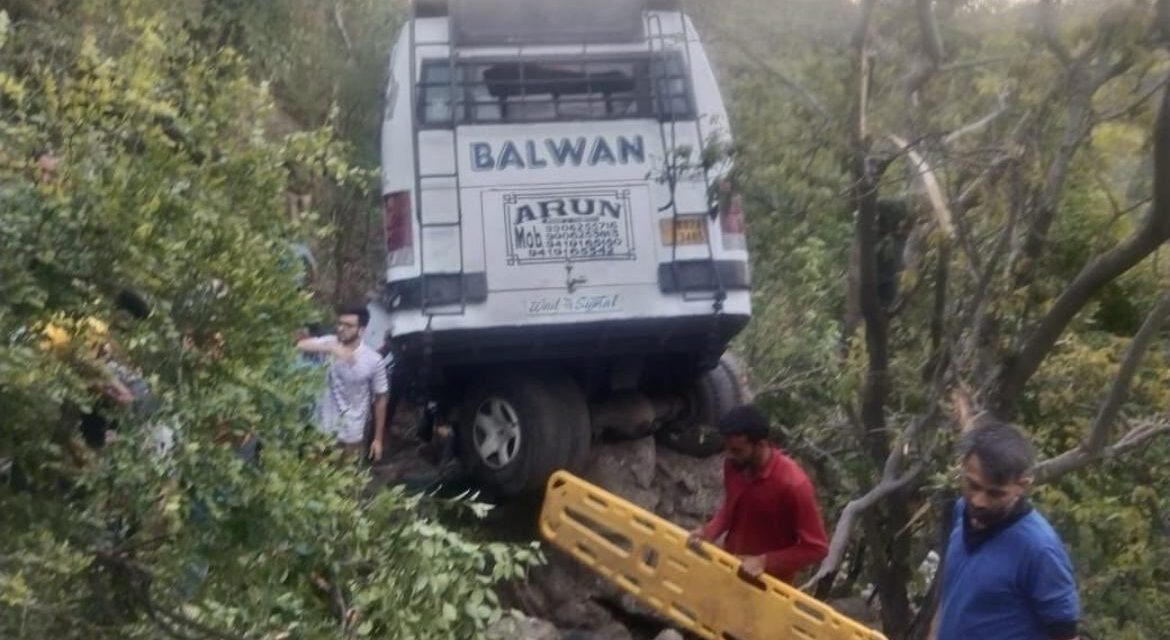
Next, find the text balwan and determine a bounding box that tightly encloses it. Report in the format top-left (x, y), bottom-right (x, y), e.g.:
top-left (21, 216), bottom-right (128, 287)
top-left (471, 135), bottom-right (645, 171)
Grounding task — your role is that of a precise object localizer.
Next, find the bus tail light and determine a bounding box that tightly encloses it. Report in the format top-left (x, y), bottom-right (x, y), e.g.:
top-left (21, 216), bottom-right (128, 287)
top-left (718, 180), bottom-right (746, 251)
top-left (383, 190), bottom-right (415, 267)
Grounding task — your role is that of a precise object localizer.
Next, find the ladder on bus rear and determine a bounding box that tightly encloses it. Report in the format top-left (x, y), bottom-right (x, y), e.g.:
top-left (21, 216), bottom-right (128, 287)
top-left (646, 10), bottom-right (726, 309)
top-left (409, 0), bottom-right (467, 317)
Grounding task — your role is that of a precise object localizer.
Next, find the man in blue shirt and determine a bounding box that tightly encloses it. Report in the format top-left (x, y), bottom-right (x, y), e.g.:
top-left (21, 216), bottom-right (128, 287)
top-left (933, 420), bottom-right (1080, 640)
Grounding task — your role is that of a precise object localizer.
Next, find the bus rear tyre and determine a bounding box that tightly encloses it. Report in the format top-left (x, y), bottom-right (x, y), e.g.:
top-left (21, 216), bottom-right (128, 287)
top-left (458, 369), bottom-right (589, 497)
top-left (656, 353), bottom-right (751, 458)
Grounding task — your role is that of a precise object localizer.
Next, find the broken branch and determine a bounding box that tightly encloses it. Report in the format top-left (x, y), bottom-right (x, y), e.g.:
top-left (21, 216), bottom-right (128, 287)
top-left (888, 134), bottom-right (955, 239)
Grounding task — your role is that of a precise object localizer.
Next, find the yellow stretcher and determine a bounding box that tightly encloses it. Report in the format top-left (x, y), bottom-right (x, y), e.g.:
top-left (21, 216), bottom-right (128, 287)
top-left (539, 471), bottom-right (888, 640)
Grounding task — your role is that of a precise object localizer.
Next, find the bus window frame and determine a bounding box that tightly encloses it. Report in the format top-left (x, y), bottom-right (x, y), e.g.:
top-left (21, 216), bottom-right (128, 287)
top-left (415, 52), bottom-right (695, 128)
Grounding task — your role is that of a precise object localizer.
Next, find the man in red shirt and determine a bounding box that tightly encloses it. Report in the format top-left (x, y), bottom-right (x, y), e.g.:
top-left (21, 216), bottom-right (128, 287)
top-left (687, 405), bottom-right (829, 583)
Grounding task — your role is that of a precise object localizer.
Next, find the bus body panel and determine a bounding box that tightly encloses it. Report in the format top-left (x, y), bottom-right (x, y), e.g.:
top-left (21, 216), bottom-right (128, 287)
top-left (379, 11), bottom-right (748, 360)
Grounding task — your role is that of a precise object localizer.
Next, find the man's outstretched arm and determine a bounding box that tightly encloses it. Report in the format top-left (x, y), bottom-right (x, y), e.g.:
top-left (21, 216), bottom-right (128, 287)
top-left (369, 393), bottom-right (388, 461)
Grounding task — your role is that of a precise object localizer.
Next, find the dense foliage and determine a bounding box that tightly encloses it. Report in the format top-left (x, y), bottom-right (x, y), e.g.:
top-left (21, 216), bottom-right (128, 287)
top-left (702, 1), bottom-right (1170, 637)
top-left (0, 3), bottom-right (538, 638)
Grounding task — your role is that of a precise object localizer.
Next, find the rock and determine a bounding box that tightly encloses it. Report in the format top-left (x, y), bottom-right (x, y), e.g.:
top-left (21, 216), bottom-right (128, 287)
top-left (591, 621), bottom-right (637, 640)
top-left (582, 437), bottom-right (659, 511)
top-left (558, 625), bottom-right (634, 640)
top-left (829, 596), bottom-right (881, 626)
top-left (562, 428), bottom-right (723, 527)
top-left (598, 593), bottom-right (676, 638)
top-left (507, 577), bottom-right (552, 615)
top-left (486, 611), bottom-right (561, 640)
top-left (507, 549), bottom-right (622, 631)
top-left (552, 599), bottom-right (614, 629)
top-left (535, 550), bottom-right (613, 605)
top-left (652, 446), bottom-right (723, 527)
top-left (615, 593), bottom-right (656, 620)
top-left (652, 630), bottom-right (685, 640)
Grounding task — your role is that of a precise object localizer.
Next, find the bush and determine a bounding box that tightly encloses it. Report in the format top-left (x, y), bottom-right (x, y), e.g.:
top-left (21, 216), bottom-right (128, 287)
top-left (0, 8), bottom-right (539, 639)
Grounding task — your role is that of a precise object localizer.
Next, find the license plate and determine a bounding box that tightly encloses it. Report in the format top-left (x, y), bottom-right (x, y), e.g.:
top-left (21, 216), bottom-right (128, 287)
top-left (660, 216), bottom-right (708, 246)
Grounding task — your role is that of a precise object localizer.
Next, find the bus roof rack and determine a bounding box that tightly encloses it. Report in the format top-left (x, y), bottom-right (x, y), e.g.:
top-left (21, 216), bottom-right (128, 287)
top-left (415, 0), bottom-right (683, 20)
top-left (447, 0), bottom-right (671, 46)
top-left (415, 0), bottom-right (449, 18)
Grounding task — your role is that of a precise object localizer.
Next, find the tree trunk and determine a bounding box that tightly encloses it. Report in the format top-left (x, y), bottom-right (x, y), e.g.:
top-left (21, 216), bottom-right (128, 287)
top-left (864, 492), bottom-right (914, 639)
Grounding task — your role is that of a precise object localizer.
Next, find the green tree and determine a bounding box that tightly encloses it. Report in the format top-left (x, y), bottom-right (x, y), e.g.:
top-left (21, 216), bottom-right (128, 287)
top-left (160, 0), bottom-right (405, 305)
top-left (697, 0), bottom-right (1170, 637)
top-left (0, 6), bottom-right (538, 639)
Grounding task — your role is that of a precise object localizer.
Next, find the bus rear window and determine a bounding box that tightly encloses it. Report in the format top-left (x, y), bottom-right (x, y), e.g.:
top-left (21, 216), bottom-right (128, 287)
top-left (418, 55), bottom-right (692, 125)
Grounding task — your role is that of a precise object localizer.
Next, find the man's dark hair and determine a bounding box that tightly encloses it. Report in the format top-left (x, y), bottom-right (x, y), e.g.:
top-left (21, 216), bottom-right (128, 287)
top-left (718, 404), bottom-right (771, 443)
top-left (957, 419), bottom-right (1036, 484)
top-left (337, 304), bottom-right (370, 328)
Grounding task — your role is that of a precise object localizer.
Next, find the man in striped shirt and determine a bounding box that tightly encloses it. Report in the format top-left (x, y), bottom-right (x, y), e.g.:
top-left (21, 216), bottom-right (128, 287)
top-left (297, 305), bottom-right (389, 461)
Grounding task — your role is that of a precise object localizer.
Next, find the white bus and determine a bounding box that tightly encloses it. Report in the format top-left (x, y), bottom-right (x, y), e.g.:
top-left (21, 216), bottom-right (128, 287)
top-left (378, 0), bottom-right (751, 495)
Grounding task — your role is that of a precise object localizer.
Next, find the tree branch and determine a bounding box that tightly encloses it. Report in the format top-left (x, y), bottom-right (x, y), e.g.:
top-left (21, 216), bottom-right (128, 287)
top-left (889, 149), bottom-right (952, 244)
top-left (93, 551), bottom-right (246, 640)
top-left (853, 3), bottom-right (891, 469)
top-left (1039, 0), bottom-right (1074, 67)
top-left (929, 242), bottom-right (949, 364)
top-left (959, 193), bottom-right (1020, 378)
top-left (942, 92), bottom-right (1011, 146)
top-left (1028, 287), bottom-right (1170, 486)
top-left (1017, 26), bottom-right (1138, 285)
top-left (1034, 420), bottom-right (1170, 484)
top-left (954, 110), bottom-right (1032, 211)
top-left (333, 2), bottom-right (355, 59)
top-left (1159, 0), bottom-right (1170, 42)
top-left (888, 134), bottom-right (954, 239)
top-left (802, 374), bottom-right (948, 590)
top-left (145, 608), bottom-right (203, 640)
top-left (938, 56), bottom-right (1014, 74)
top-left (916, 0), bottom-right (945, 64)
top-left (996, 83), bottom-right (1170, 414)
top-left (801, 462), bottom-right (924, 590)
top-left (1088, 291), bottom-right (1170, 452)
top-left (311, 569), bottom-right (356, 635)
top-left (904, 0), bottom-right (945, 94)
top-left (1015, 91), bottom-right (1094, 285)
top-left (1096, 73), bottom-right (1170, 123)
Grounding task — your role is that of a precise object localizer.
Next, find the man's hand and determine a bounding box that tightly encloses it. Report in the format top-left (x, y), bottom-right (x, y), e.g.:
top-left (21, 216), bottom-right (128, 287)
top-left (686, 528), bottom-right (709, 551)
top-left (738, 554), bottom-right (766, 579)
top-left (104, 378), bottom-right (135, 406)
top-left (371, 394), bottom-right (387, 464)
